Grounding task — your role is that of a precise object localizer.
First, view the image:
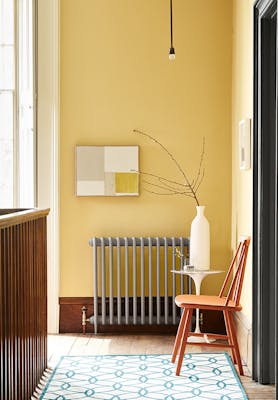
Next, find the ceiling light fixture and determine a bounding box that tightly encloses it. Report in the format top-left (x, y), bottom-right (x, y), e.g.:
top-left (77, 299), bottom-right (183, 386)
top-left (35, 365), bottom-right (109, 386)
top-left (169, 0), bottom-right (175, 60)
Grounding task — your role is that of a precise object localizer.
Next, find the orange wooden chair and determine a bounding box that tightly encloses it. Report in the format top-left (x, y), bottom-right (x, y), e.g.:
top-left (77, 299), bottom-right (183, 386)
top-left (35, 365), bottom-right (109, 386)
top-left (171, 235), bottom-right (251, 376)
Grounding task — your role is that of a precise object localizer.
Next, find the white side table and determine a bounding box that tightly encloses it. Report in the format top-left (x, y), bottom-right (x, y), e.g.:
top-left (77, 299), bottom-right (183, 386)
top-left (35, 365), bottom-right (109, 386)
top-left (171, 269), bottom-right (224, 342)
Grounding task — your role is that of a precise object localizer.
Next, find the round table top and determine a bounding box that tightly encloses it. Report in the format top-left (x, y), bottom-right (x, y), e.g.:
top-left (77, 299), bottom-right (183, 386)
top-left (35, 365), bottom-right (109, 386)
top-left (171, 269), bottom-right (224, 276)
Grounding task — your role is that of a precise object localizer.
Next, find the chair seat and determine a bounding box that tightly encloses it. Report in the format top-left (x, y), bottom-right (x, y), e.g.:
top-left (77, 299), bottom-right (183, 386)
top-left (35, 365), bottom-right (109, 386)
top-left (175, 294), bottom-right (242, 311)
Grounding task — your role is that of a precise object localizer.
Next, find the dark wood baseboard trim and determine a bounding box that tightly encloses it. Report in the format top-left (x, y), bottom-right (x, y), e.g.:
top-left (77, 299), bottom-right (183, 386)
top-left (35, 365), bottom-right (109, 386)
top-left (59, 297), bottom-right (94, 305)
top-left (59, 297), bottom-right (225, 334)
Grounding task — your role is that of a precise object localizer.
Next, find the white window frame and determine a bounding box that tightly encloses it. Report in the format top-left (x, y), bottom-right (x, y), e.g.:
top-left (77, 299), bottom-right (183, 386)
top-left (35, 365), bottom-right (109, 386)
top-left (17, 0), bottom-right (37, 208)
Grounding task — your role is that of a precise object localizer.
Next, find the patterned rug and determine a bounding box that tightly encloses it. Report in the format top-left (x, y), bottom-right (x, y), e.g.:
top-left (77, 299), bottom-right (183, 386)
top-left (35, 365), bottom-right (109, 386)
top-left (39, 353), bottom-right (247, 400)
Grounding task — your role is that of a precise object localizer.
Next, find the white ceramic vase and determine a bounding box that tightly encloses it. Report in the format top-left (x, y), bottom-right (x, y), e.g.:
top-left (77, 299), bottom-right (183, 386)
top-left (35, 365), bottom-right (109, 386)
top-left (189, 205), bottom-right (210, 270)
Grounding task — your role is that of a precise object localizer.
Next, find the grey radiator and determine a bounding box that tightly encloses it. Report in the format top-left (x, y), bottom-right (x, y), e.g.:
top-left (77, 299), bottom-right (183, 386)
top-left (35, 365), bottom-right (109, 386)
top-left (89, 237), bottom-right (190, 333)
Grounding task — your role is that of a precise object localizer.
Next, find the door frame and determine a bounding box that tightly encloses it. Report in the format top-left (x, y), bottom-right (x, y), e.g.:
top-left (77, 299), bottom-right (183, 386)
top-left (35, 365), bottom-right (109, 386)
top-left (37, 0), bottom-right (60, 334)
top-left (253, 0), bottom-right (277, 385)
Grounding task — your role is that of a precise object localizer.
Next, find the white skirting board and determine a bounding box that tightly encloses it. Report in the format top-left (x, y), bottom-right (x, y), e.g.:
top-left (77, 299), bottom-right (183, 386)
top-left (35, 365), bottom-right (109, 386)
top-left (233, 312), bottom-right (252, 372)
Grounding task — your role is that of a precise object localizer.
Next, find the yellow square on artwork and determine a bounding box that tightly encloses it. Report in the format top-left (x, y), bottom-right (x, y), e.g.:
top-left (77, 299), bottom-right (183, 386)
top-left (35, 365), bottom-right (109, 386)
top-left (115, 173), bottom-right (139, 194)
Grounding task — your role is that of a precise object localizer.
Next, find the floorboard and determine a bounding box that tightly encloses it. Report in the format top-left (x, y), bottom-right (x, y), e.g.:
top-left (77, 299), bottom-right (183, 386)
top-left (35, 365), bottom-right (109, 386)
top-left (48, 334), bottom-right (275, 399)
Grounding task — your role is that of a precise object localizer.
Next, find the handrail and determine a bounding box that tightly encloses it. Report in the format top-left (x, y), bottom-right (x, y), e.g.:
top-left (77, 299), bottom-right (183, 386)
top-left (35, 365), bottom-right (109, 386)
top-left (0, 208), bottom-right (50, 229)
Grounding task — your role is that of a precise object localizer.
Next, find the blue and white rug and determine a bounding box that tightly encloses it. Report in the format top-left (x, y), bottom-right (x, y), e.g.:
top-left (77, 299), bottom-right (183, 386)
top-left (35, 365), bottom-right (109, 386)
top-left (39, 353), bottom-right (247, 400)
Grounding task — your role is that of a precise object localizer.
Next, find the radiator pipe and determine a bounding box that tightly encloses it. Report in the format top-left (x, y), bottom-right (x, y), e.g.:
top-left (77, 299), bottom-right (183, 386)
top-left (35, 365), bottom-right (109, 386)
top-left (81, 306), bottom-right (95, 334)
top-left (81, 306), bottom-right (87, 334)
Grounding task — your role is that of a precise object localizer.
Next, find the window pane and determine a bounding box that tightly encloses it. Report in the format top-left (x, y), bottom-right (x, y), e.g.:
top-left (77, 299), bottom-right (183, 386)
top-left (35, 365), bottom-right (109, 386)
top-left (0, 0), bottom-right (35, 208)
top-left (18, 0), bottom-right (35, 207)
top-left (19, 125), bottom-right (34, 207)
top-left (0, 46), bottom-right (15, 89)
top-left (0, 0), bottom-right (14, 44)
top-left (0, 91), bottom-right (14, 207)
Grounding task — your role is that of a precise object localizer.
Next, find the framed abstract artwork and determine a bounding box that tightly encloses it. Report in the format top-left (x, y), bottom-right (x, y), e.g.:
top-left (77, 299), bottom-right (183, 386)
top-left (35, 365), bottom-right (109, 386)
top-left (75, 145), bottom-right (139, 196)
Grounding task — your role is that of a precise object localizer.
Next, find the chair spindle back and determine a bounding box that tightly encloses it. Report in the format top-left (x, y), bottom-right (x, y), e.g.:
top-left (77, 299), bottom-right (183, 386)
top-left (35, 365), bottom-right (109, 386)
top-left (219, 236), bottom-right (251, 306)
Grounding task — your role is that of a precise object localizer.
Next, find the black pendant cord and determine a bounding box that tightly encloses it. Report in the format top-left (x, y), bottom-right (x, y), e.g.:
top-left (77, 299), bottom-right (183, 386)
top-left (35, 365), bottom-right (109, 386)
top-left (169, 0), bottom-right (175, 59)
top-left (170, 0), bottom-right (173, 48)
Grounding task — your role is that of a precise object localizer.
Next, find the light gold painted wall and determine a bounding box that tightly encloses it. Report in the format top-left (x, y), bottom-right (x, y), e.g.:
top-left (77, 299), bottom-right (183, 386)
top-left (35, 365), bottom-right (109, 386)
top-left (60, 0), bottom-right (233, 297)
top-left (232, 0), bottom-right (253, 323)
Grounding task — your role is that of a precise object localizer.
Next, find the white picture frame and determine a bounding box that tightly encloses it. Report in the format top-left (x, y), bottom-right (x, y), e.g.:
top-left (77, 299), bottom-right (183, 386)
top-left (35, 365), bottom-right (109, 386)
top-left (239, 119), bottom-right (251, 170)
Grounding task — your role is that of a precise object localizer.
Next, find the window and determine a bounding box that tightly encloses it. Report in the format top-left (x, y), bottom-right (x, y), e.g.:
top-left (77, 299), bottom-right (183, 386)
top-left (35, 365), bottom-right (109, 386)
top-left (0, 0), bottom-right (36, 208)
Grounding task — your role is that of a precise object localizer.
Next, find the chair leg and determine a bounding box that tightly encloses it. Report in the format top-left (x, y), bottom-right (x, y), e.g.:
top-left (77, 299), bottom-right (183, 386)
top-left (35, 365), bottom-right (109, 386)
top-left (223, 310), bottom-right (236, 364)
top-left (226, 312), bottom-right (244, 376)
top-left (176, 308), bottom-right (193, 376)
top-left (171, 308), bottom-right (187, 363)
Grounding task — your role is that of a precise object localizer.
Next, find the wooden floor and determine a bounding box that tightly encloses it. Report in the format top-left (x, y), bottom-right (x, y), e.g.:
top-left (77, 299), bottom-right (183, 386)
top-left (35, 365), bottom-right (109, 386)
top-left (48, 334), bottom-right (275, 399)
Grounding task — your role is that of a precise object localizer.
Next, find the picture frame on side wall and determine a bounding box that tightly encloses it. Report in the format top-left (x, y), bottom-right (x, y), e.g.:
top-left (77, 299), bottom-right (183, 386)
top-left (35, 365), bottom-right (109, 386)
top-left (239, 119), bottom-right (251, 170)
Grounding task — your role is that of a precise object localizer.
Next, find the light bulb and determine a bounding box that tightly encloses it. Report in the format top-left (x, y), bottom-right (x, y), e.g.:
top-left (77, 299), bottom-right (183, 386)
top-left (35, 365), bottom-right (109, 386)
top-left (169, 47), bottom-right (175, 60)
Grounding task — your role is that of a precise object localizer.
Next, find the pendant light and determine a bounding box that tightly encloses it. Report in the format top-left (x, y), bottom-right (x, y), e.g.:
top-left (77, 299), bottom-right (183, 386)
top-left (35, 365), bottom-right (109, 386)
top-left (169, 0), bottom-right (175, 60)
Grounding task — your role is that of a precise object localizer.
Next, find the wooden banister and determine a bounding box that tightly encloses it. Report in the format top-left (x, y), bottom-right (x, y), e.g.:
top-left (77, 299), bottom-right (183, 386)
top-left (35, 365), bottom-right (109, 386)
top-left (0, 208), bottom-right (49, 400)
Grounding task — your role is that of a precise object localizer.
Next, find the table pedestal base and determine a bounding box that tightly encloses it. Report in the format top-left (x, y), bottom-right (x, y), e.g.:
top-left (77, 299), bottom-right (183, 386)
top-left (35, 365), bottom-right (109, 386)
top-left (188, 335), bottom-right (209, 343)
top-left (187, 334), bottom-right (216, 344)
top-left (187, 309), bottom-right (216, 343)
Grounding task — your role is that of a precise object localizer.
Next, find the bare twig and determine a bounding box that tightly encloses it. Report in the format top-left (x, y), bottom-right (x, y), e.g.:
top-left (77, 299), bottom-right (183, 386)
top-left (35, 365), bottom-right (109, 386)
top-left (193, 169), bottom-right (205, 193)
top-left (193, 137), bottom-right (205, 188)
top-left (142, 179), bottom-right (193, 195)
top-left (157, 178), bottom-right (191, 192)
top-left (133, 129), bottom-right (205, 205)
top-left (134, 170), bottom-right (187, 188)
top-left (144, 188), bottom-right (196, 197)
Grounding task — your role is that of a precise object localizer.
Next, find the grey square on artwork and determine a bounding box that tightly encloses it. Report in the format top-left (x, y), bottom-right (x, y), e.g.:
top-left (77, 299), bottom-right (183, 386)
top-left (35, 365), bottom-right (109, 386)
top-left (76, 146), bottom-right (104, 181)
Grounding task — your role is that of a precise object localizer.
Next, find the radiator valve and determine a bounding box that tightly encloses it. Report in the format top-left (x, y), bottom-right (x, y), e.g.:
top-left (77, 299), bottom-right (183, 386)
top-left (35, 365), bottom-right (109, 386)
top-left (81, 306), bottom-right (87, 334)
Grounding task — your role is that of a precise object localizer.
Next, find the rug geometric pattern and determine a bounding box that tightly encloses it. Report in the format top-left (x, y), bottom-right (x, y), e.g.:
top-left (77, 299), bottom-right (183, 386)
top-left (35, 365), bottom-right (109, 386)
top-left (39, 353), bottom-right (248, 400)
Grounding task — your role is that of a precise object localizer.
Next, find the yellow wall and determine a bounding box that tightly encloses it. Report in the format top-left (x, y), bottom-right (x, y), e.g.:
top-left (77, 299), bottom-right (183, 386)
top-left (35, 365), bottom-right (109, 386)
top-left (60, 0), bottom-right (233, 297)
top-left (232, 0), bottom-right (253, 323)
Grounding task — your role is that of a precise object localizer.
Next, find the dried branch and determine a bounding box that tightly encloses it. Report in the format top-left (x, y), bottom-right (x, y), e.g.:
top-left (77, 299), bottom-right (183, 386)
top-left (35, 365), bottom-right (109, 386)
top-left (193, 169), bottom-right (205, 193)
top-left (157, 178), bottom-right (190, 192)
top-left (144, 188), bottom-right (196, 197)
top-left (135, 170), bottom-right (187, 188)
top-left (142, 179), bottom-right (193, 195)
top-left (194, 137), bottom-right (205, 186)
top-left (139, 169), bottom-right (196, 194)
top-left (133, 129), bottom-right (205, 206)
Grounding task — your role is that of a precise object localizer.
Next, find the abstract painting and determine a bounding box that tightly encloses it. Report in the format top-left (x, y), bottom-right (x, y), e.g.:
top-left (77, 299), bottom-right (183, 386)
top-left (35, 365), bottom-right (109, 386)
top-left (75, 145), bottom-right (139, 196)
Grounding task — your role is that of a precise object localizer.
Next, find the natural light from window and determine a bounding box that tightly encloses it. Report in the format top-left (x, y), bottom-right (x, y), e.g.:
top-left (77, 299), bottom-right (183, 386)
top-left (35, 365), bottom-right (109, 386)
top-left (0, 0), bottom-right (35, 208)
top-left (0, 0), bottom-right (14, 207)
